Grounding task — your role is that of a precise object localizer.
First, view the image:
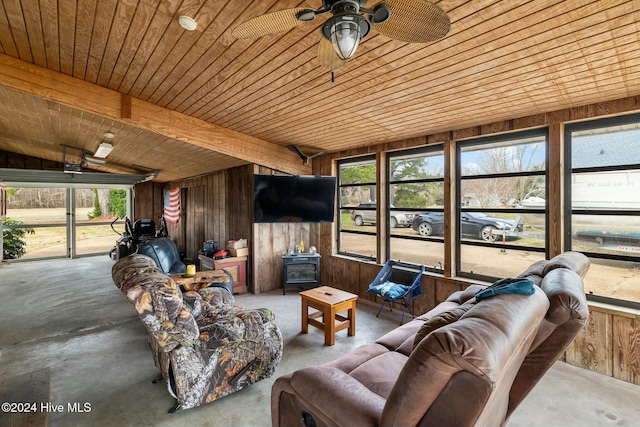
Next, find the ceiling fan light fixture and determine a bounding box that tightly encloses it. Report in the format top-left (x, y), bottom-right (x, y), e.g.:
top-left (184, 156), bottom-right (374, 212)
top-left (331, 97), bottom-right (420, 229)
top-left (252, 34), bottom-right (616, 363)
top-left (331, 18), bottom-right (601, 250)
top-left (332, 18), bottom-right (360, 59)
top-left (324, 14), bottom-right (370, 60)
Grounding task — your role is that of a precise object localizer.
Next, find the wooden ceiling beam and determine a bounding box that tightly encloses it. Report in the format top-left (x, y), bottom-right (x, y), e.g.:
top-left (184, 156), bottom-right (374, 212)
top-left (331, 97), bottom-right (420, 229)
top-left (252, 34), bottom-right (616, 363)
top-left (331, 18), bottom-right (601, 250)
top-left (0, 53), bottom-right (311, 176)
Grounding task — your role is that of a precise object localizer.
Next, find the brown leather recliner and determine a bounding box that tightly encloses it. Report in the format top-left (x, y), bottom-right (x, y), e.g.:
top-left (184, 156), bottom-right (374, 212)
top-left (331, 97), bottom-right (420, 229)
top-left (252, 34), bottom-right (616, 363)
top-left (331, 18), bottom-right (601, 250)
top-left (271, 251), bottom-right (590, 427)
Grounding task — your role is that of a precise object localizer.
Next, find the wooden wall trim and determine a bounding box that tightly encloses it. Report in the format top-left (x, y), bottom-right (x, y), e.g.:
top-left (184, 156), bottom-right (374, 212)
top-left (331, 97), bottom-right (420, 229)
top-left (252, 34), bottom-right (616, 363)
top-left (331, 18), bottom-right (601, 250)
top-left (443, 139), bottom-right (455, 278)
top-left (376, 152), bottom-right (386, 263)
top-left (589, 302), bottom-right (640, 320)
top-left (547, 122), bottom-right (563, 256)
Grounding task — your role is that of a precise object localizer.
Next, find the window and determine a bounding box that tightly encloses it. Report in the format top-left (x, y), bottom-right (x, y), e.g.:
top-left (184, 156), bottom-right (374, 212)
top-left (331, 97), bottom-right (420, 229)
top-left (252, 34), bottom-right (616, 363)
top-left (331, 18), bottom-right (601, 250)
top-left (566, 115), bottom-right (640, 306)
top-left (387, 146), bottom-right (445, 272)
top-left (333, 116), bottom-right (639, 308)
top-left (457, 130), bottom-right (548, 280)
top-left (337, 156), bottom-right (377, 259)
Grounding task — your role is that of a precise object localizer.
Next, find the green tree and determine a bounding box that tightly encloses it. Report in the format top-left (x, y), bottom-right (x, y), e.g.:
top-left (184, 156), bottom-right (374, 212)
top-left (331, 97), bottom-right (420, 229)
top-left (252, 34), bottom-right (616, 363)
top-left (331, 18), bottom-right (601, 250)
top-left (87, 189), bottom-right (102, 219)
top-left (340, 163), bottom-right (376, 205)
top-left (393, 183), bottom-right (431, 207)
top-left (109, 189), bottom-right (127, 218)
top-left (390, 157), bottom-right (444, 208)
top-left (2, 217), bottom-right (35, 259)
top-left (340, 164), bottom-right (376, 184)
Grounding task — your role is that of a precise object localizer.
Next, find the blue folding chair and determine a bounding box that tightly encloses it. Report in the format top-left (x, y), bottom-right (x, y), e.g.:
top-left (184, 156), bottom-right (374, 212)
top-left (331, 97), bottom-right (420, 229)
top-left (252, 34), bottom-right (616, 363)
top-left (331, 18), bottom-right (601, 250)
top-left (367, 260), bottom-right (425, 325)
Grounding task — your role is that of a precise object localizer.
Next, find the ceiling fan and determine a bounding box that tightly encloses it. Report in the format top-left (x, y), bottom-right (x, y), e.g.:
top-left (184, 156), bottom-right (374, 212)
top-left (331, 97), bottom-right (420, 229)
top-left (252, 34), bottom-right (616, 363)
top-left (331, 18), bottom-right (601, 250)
top-left (232, 0), bottom-right (451, 70)
top-left (232, 0), bottom-right (450, 70)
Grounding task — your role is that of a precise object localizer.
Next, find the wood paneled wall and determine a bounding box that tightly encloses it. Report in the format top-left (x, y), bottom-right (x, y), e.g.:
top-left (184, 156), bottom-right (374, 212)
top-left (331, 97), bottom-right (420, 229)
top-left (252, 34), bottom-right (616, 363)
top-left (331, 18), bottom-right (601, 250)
top-left (252, 165), bottom-right (315, 293)
top-left (0, 149), bottom-right (62, 170)
top-left (135, 164), bottom-right (305, 293)
top-left (137, 166), bottom-right (255, 268)
top-left (565, 307), bottom-right (640, 386)
top-left (252, 220), bottom-right (312, 293)
top-left (133, 181), bottom-right (162, 221)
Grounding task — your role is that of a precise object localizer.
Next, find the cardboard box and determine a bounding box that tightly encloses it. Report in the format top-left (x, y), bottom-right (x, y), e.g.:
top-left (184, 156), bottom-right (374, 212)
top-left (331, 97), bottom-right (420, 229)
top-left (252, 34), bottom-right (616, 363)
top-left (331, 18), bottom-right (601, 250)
top-left (229, 247), bottom-right (249, 257)
top-left (227, 239), bottom-right (247, 249)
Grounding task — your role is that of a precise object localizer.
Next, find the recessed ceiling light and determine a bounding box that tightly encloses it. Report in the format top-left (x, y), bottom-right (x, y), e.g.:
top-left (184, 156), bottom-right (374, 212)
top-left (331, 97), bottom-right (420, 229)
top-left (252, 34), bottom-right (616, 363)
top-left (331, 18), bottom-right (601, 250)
top-left (103, 131), bottom-right (115, 139)
top-left (179, 16), bottom-right (197, 31)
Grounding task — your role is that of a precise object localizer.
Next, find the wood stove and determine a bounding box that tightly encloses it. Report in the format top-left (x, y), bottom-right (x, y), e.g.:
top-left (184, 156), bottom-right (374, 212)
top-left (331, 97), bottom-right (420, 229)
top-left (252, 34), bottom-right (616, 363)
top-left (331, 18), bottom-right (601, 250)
top-left (282, 254), bottom-right (321, 294)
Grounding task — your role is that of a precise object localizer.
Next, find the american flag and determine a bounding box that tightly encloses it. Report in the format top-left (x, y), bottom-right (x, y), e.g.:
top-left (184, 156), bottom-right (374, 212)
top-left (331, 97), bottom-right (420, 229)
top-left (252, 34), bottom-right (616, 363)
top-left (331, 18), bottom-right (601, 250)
top-left (164, 188), bottom-right (180, 223)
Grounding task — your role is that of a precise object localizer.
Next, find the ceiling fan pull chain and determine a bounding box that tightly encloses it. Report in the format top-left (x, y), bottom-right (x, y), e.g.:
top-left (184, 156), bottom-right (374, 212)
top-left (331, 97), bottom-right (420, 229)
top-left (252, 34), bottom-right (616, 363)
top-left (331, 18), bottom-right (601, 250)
top-left (331, 71), bottom-right (335, 83)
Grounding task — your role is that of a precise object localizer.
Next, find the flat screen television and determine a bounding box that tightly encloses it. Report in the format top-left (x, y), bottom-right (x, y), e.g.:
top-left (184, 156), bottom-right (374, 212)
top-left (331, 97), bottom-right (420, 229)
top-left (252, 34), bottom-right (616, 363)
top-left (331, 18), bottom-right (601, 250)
top-left (253, 174), bottom-right (336, 223)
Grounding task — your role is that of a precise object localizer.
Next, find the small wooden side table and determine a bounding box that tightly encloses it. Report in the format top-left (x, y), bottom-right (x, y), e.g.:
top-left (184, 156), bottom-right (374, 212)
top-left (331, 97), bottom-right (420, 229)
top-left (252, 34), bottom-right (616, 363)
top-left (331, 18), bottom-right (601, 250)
top-left (170, 270), bottom-right (232, 292)
top-left (300, 286), bottom-right (358, 346)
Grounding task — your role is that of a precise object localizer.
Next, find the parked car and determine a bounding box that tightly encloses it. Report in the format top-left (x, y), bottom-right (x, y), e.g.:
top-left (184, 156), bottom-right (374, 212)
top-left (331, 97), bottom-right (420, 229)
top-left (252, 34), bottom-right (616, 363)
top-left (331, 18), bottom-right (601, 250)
top-left (411, 212), bottom-right (446, 237)
top-left (412, 211), bottom-right (522, 242)
top-left (350, 202), bottom-right (413, 228)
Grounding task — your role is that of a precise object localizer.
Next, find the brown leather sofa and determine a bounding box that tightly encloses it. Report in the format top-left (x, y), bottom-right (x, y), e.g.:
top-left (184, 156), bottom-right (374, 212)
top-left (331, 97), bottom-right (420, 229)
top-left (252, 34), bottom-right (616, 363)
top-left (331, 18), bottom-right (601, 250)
top-left (271, 252), bottom-right (590, 427)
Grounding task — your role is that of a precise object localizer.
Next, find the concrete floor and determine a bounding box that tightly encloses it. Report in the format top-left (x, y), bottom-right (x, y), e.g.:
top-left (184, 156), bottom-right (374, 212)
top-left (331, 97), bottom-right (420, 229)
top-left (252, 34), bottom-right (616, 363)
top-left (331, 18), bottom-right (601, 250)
top-left (1, 256), bottom-right (639, 427)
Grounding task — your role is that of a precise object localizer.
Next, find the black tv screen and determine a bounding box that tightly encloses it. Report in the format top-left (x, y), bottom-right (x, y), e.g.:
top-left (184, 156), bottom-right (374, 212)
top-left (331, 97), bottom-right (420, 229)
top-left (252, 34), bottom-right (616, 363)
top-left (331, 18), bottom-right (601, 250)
top-left (253, 174), bottom-right (336, 223)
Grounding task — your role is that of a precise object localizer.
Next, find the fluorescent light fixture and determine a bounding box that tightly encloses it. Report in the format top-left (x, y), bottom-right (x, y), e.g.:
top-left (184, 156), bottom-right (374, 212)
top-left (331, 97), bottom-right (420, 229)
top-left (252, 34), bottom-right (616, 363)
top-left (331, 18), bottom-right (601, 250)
top-left (85, 157), bottom-right (106, 166)
top-left (94, 142), bottom-right (113, 158)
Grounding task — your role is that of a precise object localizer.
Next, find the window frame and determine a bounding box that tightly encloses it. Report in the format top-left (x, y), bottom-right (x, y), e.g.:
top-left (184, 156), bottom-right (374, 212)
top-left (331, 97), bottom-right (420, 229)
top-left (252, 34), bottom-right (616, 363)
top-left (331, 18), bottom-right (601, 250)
top-left (386, 144), bottom-right (445, 273)
top-left (336, 155), bottom-right (377, 260)
top-left (565, 114), bottom-right (640, 309)
top-left (456, 128), bottom-right (549, 282)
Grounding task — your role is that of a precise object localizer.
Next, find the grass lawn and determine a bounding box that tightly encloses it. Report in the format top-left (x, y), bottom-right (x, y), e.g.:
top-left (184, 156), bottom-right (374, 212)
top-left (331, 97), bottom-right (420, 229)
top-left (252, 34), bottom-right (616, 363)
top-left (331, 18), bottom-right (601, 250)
top-left (5, 208), bottom-right (124, 254)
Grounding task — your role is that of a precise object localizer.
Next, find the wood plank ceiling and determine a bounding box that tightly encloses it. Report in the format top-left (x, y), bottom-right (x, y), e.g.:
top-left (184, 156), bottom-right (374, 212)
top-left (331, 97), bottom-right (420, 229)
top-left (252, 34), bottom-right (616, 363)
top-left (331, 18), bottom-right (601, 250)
top-left (0, 0), bottom-right (639, 182)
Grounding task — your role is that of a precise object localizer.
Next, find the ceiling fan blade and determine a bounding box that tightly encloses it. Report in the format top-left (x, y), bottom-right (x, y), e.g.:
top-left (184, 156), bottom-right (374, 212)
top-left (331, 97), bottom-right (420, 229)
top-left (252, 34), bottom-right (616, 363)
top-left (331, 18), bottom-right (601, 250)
top-left (232, 8), bottom-right (313, 39)
top-left (307, 150), bottom-right (327, 160)
top-left (370, 0), bottom-right (450, 43)
top-left (317, 37), bottom-right (348, 70)
top-left (287, 144), bottom-right (307, 160)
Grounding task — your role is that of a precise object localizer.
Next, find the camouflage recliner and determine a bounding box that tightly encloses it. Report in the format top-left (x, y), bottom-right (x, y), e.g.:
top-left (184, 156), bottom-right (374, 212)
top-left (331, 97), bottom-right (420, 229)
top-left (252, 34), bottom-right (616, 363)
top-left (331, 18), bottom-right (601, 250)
top-left (112, 254), bottom-right (283, 412)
